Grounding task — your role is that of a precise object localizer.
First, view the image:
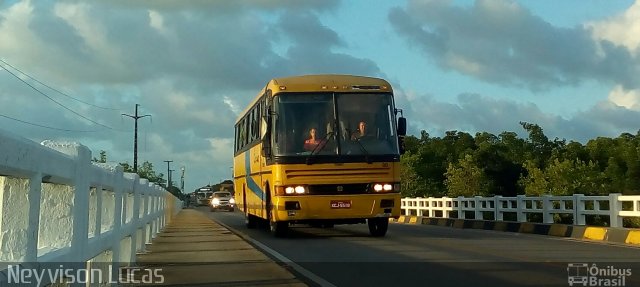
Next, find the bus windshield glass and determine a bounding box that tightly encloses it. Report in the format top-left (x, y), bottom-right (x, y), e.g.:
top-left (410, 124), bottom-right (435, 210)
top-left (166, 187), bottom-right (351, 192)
top-left (272, 93), bottom-right (398, 157)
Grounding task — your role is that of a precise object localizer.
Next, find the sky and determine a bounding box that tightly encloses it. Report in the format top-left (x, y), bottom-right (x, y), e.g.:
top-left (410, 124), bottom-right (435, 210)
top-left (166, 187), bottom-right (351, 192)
top-left (1, 0), bottom-right (639, 194)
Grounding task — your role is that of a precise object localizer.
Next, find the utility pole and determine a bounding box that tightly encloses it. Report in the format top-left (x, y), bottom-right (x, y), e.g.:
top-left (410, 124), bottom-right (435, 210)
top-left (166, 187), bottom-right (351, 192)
top-left (122, 104), bottom-right (151, 173)
top-left (169, 169), bottom-right (175, 189)
top-left (164, 160), bottom-right (173, 189)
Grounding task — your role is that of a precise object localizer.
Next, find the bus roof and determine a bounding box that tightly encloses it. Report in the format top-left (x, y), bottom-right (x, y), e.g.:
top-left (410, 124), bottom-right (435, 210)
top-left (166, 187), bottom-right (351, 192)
top-left (236, 74), bottom-right (392, 123)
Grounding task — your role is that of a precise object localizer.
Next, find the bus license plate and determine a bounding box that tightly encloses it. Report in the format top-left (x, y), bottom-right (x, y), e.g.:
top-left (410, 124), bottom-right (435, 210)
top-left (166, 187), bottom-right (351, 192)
top-left (330, 200), bottom-right (352, 209)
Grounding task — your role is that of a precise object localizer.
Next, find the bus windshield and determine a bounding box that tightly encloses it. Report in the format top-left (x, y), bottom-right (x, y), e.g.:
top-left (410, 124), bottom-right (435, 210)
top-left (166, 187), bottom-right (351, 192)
top-left (272, 93), bottom-right (398, 157)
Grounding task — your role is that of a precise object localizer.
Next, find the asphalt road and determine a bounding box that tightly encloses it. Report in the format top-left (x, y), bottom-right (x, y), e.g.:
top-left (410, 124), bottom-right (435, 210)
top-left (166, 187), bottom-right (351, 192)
top-left (194, 206), bottom-right (640, 287)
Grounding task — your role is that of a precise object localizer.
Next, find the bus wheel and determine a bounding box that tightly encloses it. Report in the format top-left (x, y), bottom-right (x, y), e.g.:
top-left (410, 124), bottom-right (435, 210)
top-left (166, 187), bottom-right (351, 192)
top-left (246, 213), bottom-right (258, 229)
top-left (368, 218), bottom-right (388, 237)
top-left (270, 221), bottom-right (289, 237)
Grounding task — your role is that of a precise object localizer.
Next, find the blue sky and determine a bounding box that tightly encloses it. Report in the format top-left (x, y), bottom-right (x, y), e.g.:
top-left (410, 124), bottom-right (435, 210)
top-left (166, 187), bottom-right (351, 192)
top-left (0, 0), bottom-right (639, 193)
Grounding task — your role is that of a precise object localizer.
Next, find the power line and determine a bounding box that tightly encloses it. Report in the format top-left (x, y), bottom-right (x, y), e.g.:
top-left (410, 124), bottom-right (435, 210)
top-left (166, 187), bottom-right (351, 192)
top-left (0, 59), bottom-right (120, 111)
top-left (0, 113), bottom-right (99, 132)
top-left (0, 62), bottom-right (116, 130)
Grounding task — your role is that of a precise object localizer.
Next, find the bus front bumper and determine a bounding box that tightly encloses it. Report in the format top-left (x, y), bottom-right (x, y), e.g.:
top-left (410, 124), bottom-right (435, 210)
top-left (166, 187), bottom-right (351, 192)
top-left (272, 193), bottom-right (401, 223)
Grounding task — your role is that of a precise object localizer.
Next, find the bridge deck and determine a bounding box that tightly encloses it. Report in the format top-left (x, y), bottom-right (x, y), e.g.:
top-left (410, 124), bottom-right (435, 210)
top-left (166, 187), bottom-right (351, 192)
top-left (126, 209), bottom-right (306, 286)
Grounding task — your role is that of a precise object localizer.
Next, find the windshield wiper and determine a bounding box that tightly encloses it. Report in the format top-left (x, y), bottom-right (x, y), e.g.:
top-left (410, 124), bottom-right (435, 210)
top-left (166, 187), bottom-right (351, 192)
top-left (306, 131), bottom-right (334, 165)
top-left (353, 137), bottom-right (372, 164)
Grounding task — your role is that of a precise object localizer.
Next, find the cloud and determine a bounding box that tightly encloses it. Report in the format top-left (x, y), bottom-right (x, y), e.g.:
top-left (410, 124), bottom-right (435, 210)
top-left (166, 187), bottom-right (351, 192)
top-left (270, 11), bottom-right (381, 77)
top-left (608, 86), bottom-right (640, 110)
top-left (400, 90), bottom-right (640, 143)
top-left (587, 0), bottom-right (640, 52)
top-left (0, 0), bottom-right (377, 193)
top-left (389, 0), bottom-right (640, 91)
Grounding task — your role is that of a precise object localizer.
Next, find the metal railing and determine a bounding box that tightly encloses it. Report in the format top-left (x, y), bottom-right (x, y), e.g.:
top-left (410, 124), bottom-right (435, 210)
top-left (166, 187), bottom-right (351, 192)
top-left (401, 194), bottom-right (640, 228)
top-left (0, 128), bottom-right (182, 284)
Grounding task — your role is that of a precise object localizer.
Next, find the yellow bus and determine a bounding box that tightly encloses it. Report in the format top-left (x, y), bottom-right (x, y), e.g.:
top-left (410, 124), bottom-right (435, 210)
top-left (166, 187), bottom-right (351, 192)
top-left (233, 74), bottom-right (406, 237)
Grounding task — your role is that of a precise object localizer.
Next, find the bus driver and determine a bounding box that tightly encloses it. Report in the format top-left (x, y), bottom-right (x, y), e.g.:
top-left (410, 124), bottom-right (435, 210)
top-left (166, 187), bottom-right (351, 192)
top-left (351, 121), bottom-right (373, 140)
top-left (304, 128), bottom-right (320, 151)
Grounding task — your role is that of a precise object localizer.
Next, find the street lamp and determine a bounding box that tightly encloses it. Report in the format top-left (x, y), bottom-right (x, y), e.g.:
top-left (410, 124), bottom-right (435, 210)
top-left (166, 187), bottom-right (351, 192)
top-left (180, 166), bottom-right (185, 193)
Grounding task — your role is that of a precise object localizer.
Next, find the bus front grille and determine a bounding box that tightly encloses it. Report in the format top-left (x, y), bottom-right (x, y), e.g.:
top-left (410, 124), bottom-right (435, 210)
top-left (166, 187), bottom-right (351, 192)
top-left (285, 167), bottom-right (390, 180)
top-left (307, 184), bottom-right (370, 195)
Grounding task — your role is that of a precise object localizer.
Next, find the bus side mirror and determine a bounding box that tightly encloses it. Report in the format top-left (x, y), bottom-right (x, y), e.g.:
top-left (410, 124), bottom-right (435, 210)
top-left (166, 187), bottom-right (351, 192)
top-left (397, 117), bottom-right (406, 136)
top-left (261, 145), bottom-right (272, 158)
top-left (398, 136), bottom-right (406, 155)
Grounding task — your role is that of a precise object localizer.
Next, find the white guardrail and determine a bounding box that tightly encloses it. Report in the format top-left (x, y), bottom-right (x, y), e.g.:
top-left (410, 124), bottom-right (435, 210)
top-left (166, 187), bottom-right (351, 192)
top-left (0, 128), bottom-right (182, 284)
top-left (402, 194), bottom-right (640, 228)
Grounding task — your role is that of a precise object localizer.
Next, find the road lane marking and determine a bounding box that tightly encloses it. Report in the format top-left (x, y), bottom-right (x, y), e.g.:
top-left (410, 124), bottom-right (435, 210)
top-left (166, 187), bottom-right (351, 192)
top-left (206, 211), bottom-right (337, 287)
top-left (243, 236), bottom-right (338, 287)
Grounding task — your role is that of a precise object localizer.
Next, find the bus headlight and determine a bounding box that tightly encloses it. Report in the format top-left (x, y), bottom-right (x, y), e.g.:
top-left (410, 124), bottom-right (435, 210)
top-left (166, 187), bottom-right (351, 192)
top-left (372, 183), bottom-right (397, 192)
top-left (229, 198), bottom-right (235, 204)
top-left (211, 198), bottom-right (220, 205)
top-left (277, 185), bottom-right (308, 195)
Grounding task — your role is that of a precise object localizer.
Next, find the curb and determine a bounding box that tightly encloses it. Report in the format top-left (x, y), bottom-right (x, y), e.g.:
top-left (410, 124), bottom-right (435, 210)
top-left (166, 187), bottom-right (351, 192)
top-left (390, 216), bottom-right (640, 246)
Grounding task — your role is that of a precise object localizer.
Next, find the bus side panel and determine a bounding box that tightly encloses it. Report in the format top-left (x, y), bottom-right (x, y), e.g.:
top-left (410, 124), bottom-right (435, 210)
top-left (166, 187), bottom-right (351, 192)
top-left (244, 146), bottom-right (267, 220)
top-left (232, 154), bottom-right (246, 213)
top-left (255, 143), bottom-right (272, 221)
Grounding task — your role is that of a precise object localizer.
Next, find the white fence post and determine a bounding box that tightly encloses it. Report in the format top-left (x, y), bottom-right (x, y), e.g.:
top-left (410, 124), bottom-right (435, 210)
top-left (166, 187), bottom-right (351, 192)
top-left (94, 186), bottom-right (103, 238)
top-left (574, 194), bottom-right (585, 225)
top-left (542, 195), bottom-right (553, 224)
top-left (474, 196), bottom-right (482, 219)
top-left (516, 195), bottom-right (526, 222)
top-left (43, 141), bottom-right (92, 262)
top-left (457, 196), bottom-right (465, 219)
top-left (609, 193), bottom-right (623, 228)
top-left (26, 173), bottom-right (42, 262)
top-left (494, 195), bottom-right (503, 221)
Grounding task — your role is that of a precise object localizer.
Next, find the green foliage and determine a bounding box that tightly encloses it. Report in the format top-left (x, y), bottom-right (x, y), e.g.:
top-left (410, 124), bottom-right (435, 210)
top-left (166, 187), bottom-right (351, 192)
top-left (91, 150), bottom-right (107, 163)
top-left (401, 125), bottom-right (640, 198)
top-left (444, 154), bottom-right (489, 197)
top-left (519, 160), bottom-right (548, 196)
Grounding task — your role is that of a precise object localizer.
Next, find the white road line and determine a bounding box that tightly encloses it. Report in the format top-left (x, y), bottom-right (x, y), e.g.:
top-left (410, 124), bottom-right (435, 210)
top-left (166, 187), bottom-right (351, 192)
top-left (244, 236), bottom-right (337, 287)
top-left (206, 211), bottom-right (336, 287)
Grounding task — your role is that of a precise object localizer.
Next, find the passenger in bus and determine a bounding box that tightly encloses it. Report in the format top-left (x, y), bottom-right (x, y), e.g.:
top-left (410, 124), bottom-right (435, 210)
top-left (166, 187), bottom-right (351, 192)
top-left (304, 128), bottom-right (320, 151)
top-left (351, 121), bottom-right (374, 141)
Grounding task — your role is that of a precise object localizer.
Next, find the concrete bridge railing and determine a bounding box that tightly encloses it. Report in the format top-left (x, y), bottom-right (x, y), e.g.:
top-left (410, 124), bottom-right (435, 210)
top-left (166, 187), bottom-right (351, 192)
top-left (402, 194), bottom-right (640, 228)
top-left (0, 128), bottom-right (181, 282)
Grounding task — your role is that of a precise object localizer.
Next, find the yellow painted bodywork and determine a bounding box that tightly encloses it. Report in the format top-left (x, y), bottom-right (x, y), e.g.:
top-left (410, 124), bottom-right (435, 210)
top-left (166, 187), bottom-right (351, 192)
top-left (233, 74), bottom-right (401, 224)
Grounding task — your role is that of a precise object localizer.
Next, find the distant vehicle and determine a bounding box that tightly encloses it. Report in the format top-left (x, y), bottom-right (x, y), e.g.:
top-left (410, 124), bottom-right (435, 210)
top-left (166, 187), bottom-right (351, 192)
top-left (210, 191), bottom-right (235, 212)
top-left (196, 189), bottom-right (213, 206)
top-left (233, 74), bottom-right (406, 237)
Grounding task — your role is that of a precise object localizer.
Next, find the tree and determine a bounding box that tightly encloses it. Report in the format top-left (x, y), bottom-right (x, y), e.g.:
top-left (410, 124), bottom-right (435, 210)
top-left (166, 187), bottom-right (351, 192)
top-left (119, 160), bottom-right (165, 186)
top-left (400, 151), bottom-right (427, 197)
top-left (519, 160), bottom-right (548, 196)
top-left (92, 150), bottom-right (107, 163)
top-left (444, 154), bottom-right (489, 197)
top-left (520, 121), bottom-right (553, 168)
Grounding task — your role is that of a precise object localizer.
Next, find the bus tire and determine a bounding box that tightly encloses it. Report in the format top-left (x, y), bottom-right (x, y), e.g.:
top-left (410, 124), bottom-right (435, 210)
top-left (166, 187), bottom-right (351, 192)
top-left (246, 213), bottom-right (258, 229)
top-left (270, 221), bottom-right (289, 237)
top-left (368, 218), bottom-right (388, 237)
